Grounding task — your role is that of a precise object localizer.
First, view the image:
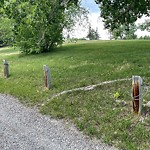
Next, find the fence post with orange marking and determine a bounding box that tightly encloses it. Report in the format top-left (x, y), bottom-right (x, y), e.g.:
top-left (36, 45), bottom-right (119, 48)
top-left (132, 76), bottom-right (142, 114)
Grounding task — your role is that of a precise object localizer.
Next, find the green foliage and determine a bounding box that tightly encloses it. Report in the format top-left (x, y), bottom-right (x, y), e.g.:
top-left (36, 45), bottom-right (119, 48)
top-left (0, 6), bottom-right (14, 46)
top-left (0, 0), bottom-right (4, 6)
top-left (113, 91), bottom-right (120, 99)
top-left (86, 26), bottom-right (100, 40)
top-left (110, 23), bottom-right (137, 40)
top-left (139, 35), bottom-right (150, 39)
top-left (0, 17), bottom-right (14, 46)
top-left (139, 19), bottom-right (150, 32)
top-left (4, 0), bottom-right (64, 53)
top-left (95, 0), bottom-right (150, 30)
top-left (3, 0), bottom-right (87, 53)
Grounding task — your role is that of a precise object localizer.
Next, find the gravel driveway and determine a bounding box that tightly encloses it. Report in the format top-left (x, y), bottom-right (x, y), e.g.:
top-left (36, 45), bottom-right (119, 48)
top-left (0, 94), bottom-right (117, 150)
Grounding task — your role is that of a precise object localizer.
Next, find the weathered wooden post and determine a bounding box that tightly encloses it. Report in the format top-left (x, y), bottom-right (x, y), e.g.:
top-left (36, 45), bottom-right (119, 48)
top-left (43, 65), bottom-right (51, 89)
top-left (132, 76), bottom-right (142, 114)
top-left (3, 60), bottom-right (9, 79)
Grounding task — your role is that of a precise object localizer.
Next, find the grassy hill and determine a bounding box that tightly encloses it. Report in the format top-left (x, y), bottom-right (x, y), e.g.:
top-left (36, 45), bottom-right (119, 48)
top-left (0, 40), bottom-right (150, 149)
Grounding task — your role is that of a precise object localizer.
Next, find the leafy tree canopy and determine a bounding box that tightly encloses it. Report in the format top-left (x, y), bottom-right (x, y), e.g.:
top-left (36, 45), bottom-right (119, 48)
top-left (139, 19), bottom-right (150, 32)
top-left (110, 23), bottom-right (137, 40)
top-left (0, 0), bottom-right (4, 6)
top-left (0, 17), bottom-right (14, 46)
top-left (2, 0), bottom-right (87, 53)
top-left (95, 0), bottom-right (150, 30)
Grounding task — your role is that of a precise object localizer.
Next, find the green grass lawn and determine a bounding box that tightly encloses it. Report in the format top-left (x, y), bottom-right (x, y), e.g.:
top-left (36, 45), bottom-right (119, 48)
top-left (0, 40), bottom-right (150, 149)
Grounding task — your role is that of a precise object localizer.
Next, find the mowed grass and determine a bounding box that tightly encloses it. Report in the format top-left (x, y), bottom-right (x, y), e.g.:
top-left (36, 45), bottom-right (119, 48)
top-left (0, 40), bottom-right (150, 149)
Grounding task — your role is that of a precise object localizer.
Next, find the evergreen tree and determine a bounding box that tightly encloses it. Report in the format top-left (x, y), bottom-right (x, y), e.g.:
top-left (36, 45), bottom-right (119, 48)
top-left (87, 25), bottom-right (100, 40)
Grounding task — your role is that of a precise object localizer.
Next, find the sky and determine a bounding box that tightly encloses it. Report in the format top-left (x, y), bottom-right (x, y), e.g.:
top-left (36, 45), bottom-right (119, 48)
top-left (72, 0), bottom-right (150, 39)
top-left (81, 0), bottom-right (99, 13)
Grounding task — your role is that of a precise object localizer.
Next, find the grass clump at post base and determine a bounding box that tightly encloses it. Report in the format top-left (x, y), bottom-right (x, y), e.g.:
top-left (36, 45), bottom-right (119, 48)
top-left (0, 40), bottom-right (150, 149)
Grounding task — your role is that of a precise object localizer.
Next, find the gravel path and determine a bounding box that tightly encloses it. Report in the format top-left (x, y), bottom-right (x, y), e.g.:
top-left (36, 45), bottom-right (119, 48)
top-left (0, 94), bottom-right (117, 150)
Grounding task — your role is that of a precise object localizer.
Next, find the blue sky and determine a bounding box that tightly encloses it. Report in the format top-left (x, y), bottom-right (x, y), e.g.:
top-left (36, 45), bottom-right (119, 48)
top-left (81, 0), bottom-right (99, 13)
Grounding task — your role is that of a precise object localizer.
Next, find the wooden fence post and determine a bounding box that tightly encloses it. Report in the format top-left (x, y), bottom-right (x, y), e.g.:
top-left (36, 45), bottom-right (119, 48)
top-left (43, 65), bottom-right (51, 89)
top-left (132, 76), bottom-right (142, 114)
top-left (3, 60), bottom-right (9, 79)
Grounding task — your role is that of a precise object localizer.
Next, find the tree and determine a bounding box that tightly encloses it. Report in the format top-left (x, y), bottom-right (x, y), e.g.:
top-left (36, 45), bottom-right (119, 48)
top-left (139, 35), bottom-right (150, 39)
top-left (139, 19), bottom-right (150, 32)
top-left (95, 0), bottom-right (150, 30)
top-left (110, 23), bottom-right (137, 40)
top-left (95, 27), bottom-right (100, 40)
top-left (3, 0), bottom-right (87, 53)
top-left (0, 6), bottom-right (14, 46)
top-left (0, 17), bottom-right (14, 46)
top-left (86, 25), bottom-right (100, 40)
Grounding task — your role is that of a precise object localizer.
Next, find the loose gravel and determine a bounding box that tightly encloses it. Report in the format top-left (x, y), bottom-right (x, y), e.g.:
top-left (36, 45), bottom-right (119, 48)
top-left (0, 94), bottom-right (117, 150)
